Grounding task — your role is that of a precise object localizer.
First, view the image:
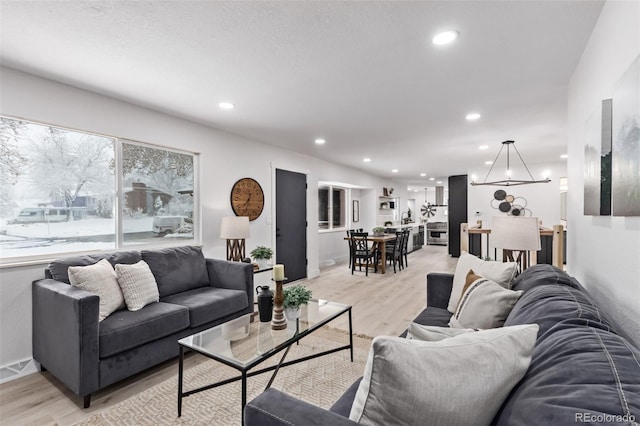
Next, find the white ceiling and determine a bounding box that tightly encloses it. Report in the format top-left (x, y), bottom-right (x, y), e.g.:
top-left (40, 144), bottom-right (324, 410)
top-left (0, 1), bottom-right (603, 186)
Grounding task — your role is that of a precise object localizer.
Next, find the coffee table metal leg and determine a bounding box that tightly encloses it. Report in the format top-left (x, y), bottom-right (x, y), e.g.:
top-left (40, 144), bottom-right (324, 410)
top-left (348, 308), bottom-right (354, 362)
top-left (178, 346), bottom-right (184, 417)
top-left (241, 370), bottom-right (247, 426)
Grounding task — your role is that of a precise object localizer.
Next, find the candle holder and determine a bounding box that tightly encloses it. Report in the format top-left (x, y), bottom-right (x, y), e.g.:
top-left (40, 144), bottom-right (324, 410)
top-left (271, 278), bottom-right (288, 330)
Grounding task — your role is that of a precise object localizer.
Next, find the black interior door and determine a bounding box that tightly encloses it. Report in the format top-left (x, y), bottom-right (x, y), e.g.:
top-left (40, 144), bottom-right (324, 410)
top-left (276, 169), bottom-right (307, 282)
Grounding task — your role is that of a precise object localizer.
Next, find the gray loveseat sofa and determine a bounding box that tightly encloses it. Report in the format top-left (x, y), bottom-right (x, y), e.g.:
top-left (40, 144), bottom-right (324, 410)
top-left (245, 264), bottom-right (640, 425)
top-left (32, 245), bottom-right (253, 408)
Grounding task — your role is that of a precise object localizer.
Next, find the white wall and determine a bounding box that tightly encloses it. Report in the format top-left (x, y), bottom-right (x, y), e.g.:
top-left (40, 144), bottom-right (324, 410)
top-left (0, 67), bottom-right (398, 371)
top-left (567, 0), bottom-right (640, 346)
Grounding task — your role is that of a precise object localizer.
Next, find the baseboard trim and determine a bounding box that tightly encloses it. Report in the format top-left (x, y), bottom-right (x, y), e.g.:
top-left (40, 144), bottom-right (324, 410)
top-left (0, 358), bottom-right (38, 384)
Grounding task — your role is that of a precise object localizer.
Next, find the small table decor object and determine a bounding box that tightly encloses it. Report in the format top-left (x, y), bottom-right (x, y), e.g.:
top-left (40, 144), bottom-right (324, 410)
top-left (271, 264), bottom-right (287, 330)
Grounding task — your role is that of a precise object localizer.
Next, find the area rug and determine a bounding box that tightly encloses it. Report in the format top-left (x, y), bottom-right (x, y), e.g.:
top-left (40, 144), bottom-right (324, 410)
top-left (75, 327), bottom-right (372, 425)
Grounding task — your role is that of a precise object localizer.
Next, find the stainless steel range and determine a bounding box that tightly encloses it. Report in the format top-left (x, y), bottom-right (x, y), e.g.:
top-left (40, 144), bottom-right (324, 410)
top-left (426, 221), bottom-right (448, 246)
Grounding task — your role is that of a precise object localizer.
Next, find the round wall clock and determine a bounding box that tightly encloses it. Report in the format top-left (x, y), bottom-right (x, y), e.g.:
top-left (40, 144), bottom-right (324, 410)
top-left (230, 177), bottom-right (264, 221)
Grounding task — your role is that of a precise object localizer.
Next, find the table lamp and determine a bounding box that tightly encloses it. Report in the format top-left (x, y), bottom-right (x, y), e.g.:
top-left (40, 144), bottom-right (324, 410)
top-left (491, 216), bottom-right (541, 271)
top-left (220, 216), bottom-right (250, 261)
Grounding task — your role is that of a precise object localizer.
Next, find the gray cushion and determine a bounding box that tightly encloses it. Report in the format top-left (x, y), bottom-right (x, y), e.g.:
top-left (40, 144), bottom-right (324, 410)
top-left (141, 246), bottom-right (209, 297)
top-left (495, 321), bottom-right (640, 425)
top-left (505, 282), bottom-right (614, 339)
top-left (330, 378), bottom-right (362, 418)
top-left (412, 306), bottom-right (453, 327)
top-left (511, 264), bottom-right (579, 293)
top-left (349, 325), bottom-right (539, 426)
top-left (161, 286), bottom-right (249, 327)
top-left (450, 276), bottom-right (523, 329)
top-left (99, 302), bottom-right (189, 358)
top-left (47, 251), bottom-right (142, 284)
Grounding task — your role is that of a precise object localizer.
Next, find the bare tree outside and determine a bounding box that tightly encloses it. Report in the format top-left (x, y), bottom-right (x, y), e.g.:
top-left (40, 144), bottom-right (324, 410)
top-left (29, 127), bottom-right (114, 221)
top-left (0, 118), bottom-right (28, 217)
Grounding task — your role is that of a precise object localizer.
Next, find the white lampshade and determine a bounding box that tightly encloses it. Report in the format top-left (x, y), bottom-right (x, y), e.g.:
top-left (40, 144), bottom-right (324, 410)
top-left (220, 216), bottom-right (250, 239)
top-left (491, 216), bottom-right (541, 251)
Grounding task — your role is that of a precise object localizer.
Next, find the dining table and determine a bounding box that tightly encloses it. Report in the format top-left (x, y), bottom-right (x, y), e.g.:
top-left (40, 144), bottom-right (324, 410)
top-left (345, 233), bottom-right (396, 274)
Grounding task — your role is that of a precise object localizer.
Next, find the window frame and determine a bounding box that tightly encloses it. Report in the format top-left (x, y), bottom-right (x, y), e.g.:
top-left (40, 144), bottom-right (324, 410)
top-left (318, 183), bottom-right (349, 233)
top-left (0, 115), bottom-right (201, 267)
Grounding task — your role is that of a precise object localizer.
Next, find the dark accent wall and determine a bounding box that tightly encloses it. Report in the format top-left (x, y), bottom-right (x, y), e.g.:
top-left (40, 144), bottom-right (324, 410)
top-left (448, 175), bottom-right (468, 257)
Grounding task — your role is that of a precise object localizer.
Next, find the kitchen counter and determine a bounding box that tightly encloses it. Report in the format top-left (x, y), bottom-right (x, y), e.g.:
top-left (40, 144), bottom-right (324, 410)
top-left (384, 224), bottom-right (424, 252)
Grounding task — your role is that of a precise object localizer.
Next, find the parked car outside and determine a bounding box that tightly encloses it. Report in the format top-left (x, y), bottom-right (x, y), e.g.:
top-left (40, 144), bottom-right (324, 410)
top-left (152, 216), bottom-right (193, 236)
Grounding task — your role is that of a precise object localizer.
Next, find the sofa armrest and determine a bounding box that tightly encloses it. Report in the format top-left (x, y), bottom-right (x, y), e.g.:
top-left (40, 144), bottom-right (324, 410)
top-left (32, 278), bottom-right (100, 397)
top-left (206, 258), bottom-right (254, 306)
top-left (245, 388), bottom-right (358, 426)
top-left (426, 272), bottom-right (454, 309)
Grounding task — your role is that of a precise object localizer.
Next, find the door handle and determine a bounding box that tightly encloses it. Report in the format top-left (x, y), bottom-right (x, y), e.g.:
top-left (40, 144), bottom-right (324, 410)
top-left (276, 227), bottom-right (281, 237)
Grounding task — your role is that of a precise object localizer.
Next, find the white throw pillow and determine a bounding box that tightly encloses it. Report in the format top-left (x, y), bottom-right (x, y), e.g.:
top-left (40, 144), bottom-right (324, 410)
top-left (349, 324), bottom-right (539, 426)
top-left (69, 259), bottom-right (124, 321)
top-left (450, 275), bottom-right (523, 329)
top-left (448, 251), bottom-right (518, 313)
top-left (115, 260), bottom-right (159, 311)
top-left (406, 322), bottom-right (475, 341)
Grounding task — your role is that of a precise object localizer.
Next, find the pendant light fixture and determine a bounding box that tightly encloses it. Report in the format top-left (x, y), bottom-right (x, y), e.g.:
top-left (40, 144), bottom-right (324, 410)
top-left (471, 140), bottom-right (551, 186)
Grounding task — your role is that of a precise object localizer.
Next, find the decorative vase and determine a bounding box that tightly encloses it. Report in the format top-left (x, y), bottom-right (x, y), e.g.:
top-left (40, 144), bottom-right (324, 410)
top-left (256, 286), bottom-right (273, 322)
top-left (256, 259), bottom-right (269, 269)
top-left (284, 307), bottom-right (301, 321)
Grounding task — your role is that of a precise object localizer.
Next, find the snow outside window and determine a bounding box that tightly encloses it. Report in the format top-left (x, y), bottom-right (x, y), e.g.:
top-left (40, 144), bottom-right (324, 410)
top-left (0, 117), bottom-right (198, 263)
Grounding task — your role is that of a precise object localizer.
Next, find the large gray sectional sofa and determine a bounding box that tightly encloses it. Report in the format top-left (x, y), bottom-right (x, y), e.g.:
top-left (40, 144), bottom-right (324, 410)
top-left (245, 264), bottom-right (640, 425)
top-left (32, 245), bottom-right (253, 408)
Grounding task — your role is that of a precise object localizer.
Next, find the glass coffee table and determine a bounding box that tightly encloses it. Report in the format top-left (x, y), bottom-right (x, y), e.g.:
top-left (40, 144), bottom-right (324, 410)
top-left (177, 299), bottom-right (353, 424)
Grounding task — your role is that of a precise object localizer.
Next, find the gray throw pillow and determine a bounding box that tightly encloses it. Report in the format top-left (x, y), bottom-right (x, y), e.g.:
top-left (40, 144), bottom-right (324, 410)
top-left (450, 275), bottom-right (523, 329)
top-left (406, 322), bottom-right (476, 341)
top-left (69, 258), bottom-right (125, 321)
top-left (349, 324), bottom-right (539, 426)
top-left (115, 260), bottom-right (159, 311)
top-left (448, 251), bottom-right (518, 313)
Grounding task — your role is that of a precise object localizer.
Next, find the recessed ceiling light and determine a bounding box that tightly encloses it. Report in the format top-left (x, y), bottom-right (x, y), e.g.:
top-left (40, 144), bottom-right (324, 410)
top-left (560, 154), bottom-right (568, 159)
top-left (363, 157), bottom-right (371, 162)
top-left (315, 138), bottom-right (325, 145)
top-left (429, 177), bottom-right (435, 181)
top-left (218, 102), bottom-right (234, 110)
top-left (437, 181), bottom-right (442, 184)
top-left (420, 173), bottom-right (427, 177)
top-left (479, 145), bottom-right (489, 150)
top-left (432, 30), bottom-right (459, 46)
top-left (466, 112), bottom-right (481, 121)
top-left (485, 161), bottom-right (493, 165)
top-left (392, 169), bottom-right (399, 173)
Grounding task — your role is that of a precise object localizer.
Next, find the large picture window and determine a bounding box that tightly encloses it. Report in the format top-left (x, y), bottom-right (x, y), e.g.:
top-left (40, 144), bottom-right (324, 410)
top-left (0, 116), bottom-right (198, 263)
top-left (318, 184), bottom-right (346, 230)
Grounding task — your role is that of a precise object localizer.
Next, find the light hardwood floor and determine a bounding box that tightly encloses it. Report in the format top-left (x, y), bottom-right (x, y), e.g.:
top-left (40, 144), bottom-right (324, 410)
top-left (0, 244), bottom-right (456, 425)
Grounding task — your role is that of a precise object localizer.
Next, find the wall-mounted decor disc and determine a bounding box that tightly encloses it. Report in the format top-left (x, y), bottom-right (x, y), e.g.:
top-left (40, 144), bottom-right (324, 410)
top-left (494, 190), bottom-right (507, 200)
top-left (499, 202), bottom-right (511, 212)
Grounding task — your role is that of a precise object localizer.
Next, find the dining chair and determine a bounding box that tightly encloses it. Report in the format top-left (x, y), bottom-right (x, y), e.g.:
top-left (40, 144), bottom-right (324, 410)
top-left (384, 231), bottom-right (403, 273)
top-left (346, 228), bottom-right (365, 269)
top-left (400, 229), bottom-right (410, 269)
top-left (350, 232), bottom-right (377, 276)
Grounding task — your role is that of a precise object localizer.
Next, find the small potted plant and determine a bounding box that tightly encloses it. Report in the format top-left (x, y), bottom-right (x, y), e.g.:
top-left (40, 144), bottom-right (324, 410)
top-left (250, 246), bottom-right (273, 269)
top-left (372, 226), bottom-right (386, 236)
top-left (283, 285), bottom-right (312, 320)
